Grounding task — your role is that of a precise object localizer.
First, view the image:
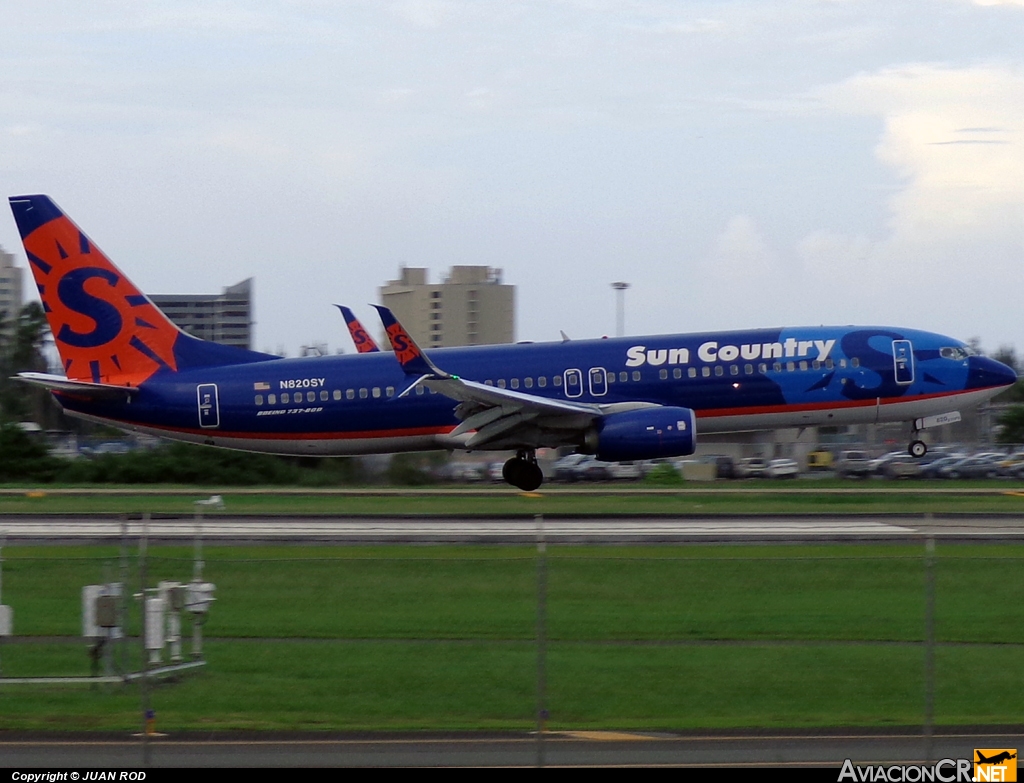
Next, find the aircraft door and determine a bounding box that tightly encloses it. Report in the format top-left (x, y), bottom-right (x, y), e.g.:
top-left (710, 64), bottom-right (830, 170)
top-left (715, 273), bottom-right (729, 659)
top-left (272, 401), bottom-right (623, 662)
top-left (197, 383), bottom-right (220, 428)
top-left (588, 367), bottom-right (608, 397)
top-left (892, 340), bottom-right (914, 385)
top-left (564, 369), bottom-right (583, 398)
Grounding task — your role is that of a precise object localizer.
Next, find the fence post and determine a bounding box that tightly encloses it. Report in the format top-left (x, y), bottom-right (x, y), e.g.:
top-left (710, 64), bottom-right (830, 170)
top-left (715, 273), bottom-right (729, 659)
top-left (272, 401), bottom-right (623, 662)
top-left (923, 531), bottom-right (936, 764)
top-left (536, 513), bottom-right (547, 768)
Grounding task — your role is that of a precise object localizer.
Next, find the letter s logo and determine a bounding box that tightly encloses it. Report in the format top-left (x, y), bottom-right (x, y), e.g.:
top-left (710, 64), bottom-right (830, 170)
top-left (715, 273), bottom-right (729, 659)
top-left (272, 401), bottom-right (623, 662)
top-left (56, 267), bottom-right (124, 348)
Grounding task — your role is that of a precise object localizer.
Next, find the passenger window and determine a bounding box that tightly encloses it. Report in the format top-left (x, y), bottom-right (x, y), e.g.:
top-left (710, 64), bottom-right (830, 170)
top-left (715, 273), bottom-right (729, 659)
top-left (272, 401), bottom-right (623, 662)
top-left (346, 389), bottom-right (355, 400)
top-left (281, 392), bottom-right (290, 403)
top-left (359, 388), bottom-right (368, 399)
top-left (497, 379), bottom-right (506, 388)
top-left (416, 386), bottom-right (425, 395)
top-left (333, 389), bottom-right (341, 401)
top-left (524, 377), bottom-right (533, 388)
top-left (745, 364), bottom-right (753, 375)
top-left (510, 378), bottom-right (519, 389)
top-left (538, 377), bottom-right (547, 388)
top-left (268, 393), bottom-right (276, 404)
top-left (619, 371), bottom-right (628, 382)
top-left (839, 359), bottom-right (847, 368)
top-left (688, 368), bottom-right (697, 378)
top-left (702, 367), bottom-right (711, 378)
top-left (812, 360), bottom-right (820, 371)
top-left (321, 390), bottom-right (329, 401)
top-left (255, 395), bottom-right (263, 405)
top-left (554, 375), bottom-right (562, 386)
top-left (786, 362), bottom-right (795, 372)
top-left (485, 380), bottom-right (493, 386)
top-left (632, 370), bottom-right (641, 381)
top-left (659, 369), bottom-right (668, 380)
top-left (851, 357), bottom-right (860, 368)
top-left (730, 365), bottom-right (739, 376)
top-left (307, 391), bottom-right (316, 402)
top-left (758, 363), bottom-right (767, 374)
top-left (372, 387), bottom-right (381, 398)
top-left (673, 368), bottom-right (682, 379)
top-left (386, 386), bottom-right (394, 397)
top-left (799, 361), bottom-right (808, 371)
top-left (715, 366), bottom-right (724, 377)
top-left (773, 363), bottom-right (782, 372)
top-left (825, 359), bottom-right (834, 370)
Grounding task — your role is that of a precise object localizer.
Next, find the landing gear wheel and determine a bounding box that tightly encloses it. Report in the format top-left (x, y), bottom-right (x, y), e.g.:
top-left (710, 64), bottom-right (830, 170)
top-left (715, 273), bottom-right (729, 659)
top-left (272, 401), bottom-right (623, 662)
top-left (502, 458), bottom-right (522, 485)
top-left (909, 440), bottom-right (927, 459)
top-left (503, 452), bottom-right (544, 491)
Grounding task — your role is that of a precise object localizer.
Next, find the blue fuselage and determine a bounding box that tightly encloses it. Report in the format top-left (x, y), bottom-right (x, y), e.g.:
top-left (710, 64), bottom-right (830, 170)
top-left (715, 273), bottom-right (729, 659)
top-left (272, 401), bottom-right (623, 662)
top-left (55, 325), bottom-right (1017, 457)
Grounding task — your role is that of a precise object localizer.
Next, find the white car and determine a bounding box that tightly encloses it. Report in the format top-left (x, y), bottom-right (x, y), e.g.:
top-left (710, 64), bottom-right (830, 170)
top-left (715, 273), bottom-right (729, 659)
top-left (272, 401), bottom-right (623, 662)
top-left (767, 458), bottom-right (800, 478)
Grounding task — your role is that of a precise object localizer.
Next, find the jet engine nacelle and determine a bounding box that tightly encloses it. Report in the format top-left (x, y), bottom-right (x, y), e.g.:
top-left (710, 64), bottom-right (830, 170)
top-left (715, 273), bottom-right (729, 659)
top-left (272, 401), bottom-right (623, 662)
top-left (585, 406), bottom-right (697, 462)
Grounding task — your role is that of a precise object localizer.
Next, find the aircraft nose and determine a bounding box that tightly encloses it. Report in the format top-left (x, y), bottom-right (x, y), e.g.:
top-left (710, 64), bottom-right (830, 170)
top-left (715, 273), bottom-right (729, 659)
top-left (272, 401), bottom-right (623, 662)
top-left (966, 356), bottom-right (1018, 391)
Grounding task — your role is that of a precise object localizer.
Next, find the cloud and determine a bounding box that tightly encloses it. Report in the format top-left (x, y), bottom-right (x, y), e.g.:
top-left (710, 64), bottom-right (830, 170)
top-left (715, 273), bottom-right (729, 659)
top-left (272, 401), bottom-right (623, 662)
top-left (705, 214), bottom-right (777, 280)
top-left (823, 64), bottom-right (1024, 254)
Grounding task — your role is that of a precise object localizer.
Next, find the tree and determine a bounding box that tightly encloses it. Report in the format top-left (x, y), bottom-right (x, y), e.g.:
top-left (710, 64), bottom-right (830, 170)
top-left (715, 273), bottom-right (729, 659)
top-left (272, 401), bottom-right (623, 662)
top-left (0, 302), bottom-right (56, 425)
top-left (997, 406), bottom-right (1024, 445)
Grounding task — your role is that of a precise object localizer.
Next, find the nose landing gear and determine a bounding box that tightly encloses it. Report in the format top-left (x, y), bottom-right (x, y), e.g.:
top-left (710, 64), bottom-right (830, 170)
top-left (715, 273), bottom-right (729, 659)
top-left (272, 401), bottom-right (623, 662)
top-left (503, 450), bottom-right (543, 491)
top-left (909, 439), bottom-right (927, 458)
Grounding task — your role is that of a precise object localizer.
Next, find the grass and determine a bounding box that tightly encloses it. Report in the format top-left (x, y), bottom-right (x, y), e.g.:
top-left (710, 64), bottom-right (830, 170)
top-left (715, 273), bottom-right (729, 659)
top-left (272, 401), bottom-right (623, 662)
top-left (1, 543), bottom-right (1023, 730)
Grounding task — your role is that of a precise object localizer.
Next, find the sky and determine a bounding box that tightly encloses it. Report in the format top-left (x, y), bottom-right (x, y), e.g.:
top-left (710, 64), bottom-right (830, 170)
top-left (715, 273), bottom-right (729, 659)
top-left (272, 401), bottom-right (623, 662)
top-left (1, 0), bottom-right (1022, 358)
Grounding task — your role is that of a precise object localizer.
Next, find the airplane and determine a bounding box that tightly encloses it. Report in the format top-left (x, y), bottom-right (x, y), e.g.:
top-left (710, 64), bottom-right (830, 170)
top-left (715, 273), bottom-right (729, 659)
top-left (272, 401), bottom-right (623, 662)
top-left (7, 194), bottom-right (1018, 491)
top-left (335, 305), bottom-right (381, 353)
top-left (976, 751), bottom-right (1016, 765)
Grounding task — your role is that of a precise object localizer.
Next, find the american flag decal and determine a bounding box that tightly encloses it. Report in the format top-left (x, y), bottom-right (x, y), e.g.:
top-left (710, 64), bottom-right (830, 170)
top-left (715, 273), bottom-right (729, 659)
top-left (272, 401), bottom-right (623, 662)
top-left (254, 381), bottom-right (270, 391)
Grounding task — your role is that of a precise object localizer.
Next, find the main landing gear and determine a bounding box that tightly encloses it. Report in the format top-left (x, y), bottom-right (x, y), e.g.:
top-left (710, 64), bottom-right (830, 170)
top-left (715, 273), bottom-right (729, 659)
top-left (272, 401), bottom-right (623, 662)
top-left (909, 439), bottom-right (927, 458)
top-left (503, 450), bottom-right (543, 492)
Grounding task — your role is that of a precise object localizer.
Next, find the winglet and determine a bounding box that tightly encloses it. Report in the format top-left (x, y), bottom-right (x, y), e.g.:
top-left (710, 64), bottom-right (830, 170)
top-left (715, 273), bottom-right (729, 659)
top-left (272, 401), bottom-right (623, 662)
top-left (371, 305), bottom-right (450, 378)
top-left (335, 305), bottom-right (381, 353)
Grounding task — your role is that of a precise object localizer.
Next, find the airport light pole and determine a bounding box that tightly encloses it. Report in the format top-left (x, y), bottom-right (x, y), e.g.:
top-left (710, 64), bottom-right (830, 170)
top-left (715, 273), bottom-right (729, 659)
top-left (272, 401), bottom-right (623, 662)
top-left (611, 282), bottom-right (629, 338)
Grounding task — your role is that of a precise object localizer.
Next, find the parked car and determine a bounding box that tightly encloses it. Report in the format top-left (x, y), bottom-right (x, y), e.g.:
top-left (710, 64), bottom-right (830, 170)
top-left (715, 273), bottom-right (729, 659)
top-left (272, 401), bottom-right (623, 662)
top-left (735, 457), bottom-right (768, 478)
top-left (766, 458), bottom-right (800, 478)
top-left (806, 450), bottom-right (834, 471)
top-left (881, 454), bottom-right (924, 479)
top-left (704, 455), bottom-right (737, 479)
top-left (552, 454), bottom-right (589, 482)
top-left (919, 455), bottom-right (962, 479)
top-left (608, 461), bottom-right (643, 481)
top-left (939, 454), bottom-right (1004, 479)
top-left (835, 450), bottom-right (871, 478)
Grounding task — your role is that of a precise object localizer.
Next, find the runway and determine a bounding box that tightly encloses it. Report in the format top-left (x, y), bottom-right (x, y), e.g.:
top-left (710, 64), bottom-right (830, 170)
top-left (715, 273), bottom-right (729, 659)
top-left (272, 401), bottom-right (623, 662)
top-left (2, 729), bottom-right (1022, 768)
top-left (1, 514), bottom-right (1023, 543)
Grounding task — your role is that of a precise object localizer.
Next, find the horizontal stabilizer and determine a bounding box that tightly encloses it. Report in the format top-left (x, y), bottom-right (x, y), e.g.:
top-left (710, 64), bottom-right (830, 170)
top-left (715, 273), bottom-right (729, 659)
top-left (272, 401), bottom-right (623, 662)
top-left (15, 372), bottom-right (138, 399)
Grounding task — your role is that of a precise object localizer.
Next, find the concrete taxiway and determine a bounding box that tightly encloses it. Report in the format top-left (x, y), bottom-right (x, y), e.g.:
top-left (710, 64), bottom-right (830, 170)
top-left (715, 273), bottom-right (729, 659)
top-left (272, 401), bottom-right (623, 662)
top-left (2, 729), bottom-right (1023, 767)
top-left (1, 513), bottom-right (1023, 543)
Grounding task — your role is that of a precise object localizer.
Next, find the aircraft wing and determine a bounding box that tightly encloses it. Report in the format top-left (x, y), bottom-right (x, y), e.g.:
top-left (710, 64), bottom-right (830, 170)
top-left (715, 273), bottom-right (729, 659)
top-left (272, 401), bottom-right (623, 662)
top-left (371, 306), bottom-right (654, 450)
top-left (16, 372), bottom-right (139, 399)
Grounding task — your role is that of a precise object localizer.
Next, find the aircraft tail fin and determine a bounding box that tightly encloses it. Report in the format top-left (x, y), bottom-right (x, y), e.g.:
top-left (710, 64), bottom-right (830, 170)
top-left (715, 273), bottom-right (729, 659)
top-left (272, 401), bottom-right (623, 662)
top-left (371, 304), bottom-right (449, 378)
top-left (8, 195), bottom-right (276, 385)
top-left (335, 305), bottom-right (381, 353)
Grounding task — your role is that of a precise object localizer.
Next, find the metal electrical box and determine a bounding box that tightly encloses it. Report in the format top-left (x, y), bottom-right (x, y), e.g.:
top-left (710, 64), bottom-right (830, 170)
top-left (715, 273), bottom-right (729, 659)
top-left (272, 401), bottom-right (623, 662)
top-left (0, 605), bottom-right (12, 636)
top-left (82, 584), bottom-right (123, 638)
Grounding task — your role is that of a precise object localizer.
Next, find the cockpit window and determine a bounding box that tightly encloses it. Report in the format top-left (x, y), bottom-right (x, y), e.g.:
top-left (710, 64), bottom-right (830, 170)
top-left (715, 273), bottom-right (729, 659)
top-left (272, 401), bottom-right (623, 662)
top-left (940, 347), bottom-right (971, 360)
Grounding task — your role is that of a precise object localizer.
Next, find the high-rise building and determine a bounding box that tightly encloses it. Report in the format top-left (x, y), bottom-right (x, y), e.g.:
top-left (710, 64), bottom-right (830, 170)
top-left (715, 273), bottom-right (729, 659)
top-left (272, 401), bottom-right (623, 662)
top-left (150, 278), bottom-right (254, 350)
top-left (379, 266), bottom-right (514, 348)
top-left (0, 245), bottom-right (23, 336)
